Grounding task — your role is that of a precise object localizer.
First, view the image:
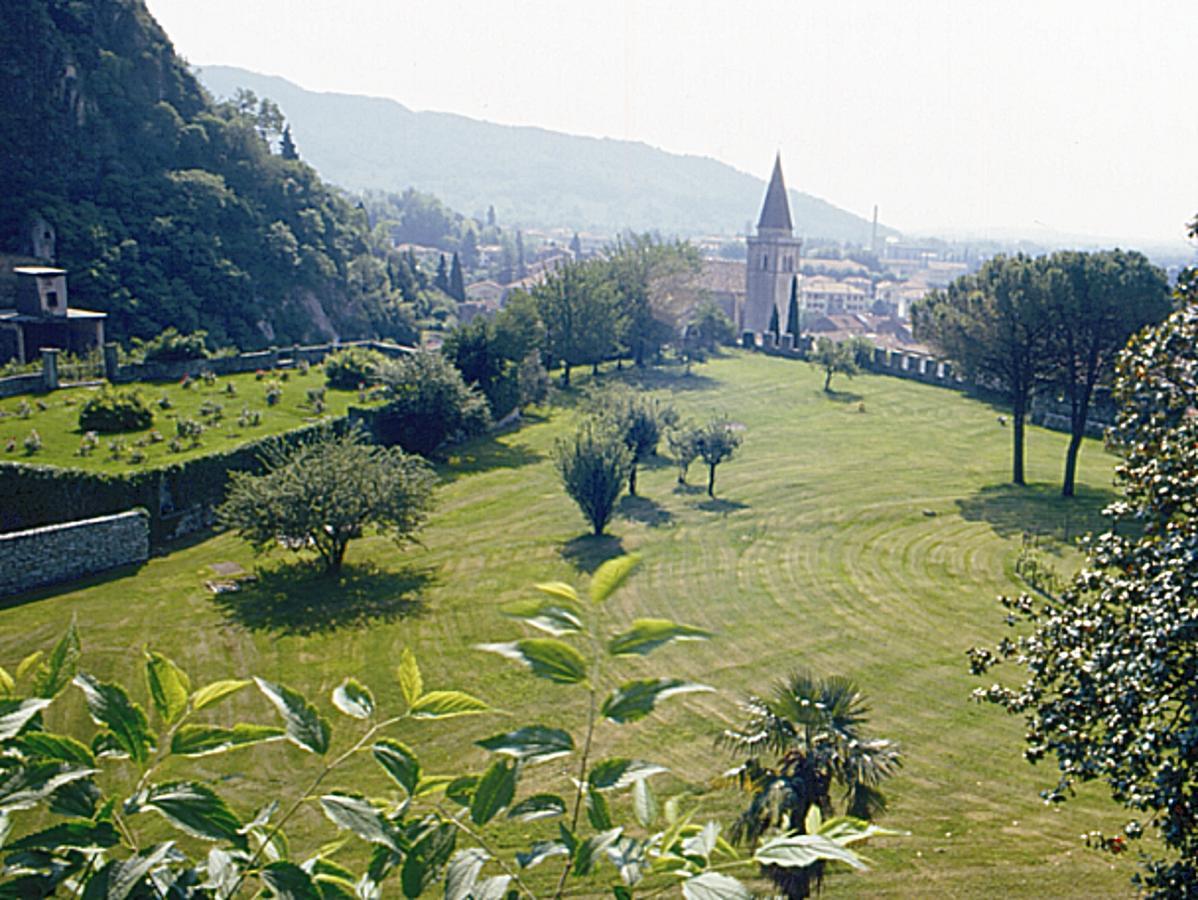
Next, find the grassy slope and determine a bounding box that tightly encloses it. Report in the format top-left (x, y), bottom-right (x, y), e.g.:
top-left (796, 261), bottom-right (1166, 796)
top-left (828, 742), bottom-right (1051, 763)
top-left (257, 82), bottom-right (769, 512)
top-left (0, 367), bottom-right (374, 470)
top-left (0, 352), bottom-right (1136, 897)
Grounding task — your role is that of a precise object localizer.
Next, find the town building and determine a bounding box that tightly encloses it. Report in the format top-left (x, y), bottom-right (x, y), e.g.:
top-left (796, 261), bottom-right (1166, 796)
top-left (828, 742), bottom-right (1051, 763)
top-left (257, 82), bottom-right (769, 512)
top-left (744, 154), bottom-right (802, 333)
top-left (0, 266), bottom-right (106, 364)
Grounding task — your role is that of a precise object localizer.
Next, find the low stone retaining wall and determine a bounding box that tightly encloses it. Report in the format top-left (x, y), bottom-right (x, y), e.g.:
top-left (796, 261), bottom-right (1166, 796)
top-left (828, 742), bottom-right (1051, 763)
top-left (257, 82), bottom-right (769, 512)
top-left (0, 509), bottom-right (149, 598)
top-left (0, 372), bottom-right (44, 399)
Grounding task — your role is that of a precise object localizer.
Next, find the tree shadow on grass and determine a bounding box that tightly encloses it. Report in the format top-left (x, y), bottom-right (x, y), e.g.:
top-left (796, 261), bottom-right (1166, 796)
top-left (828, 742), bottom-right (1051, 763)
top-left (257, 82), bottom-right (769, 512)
top-left (560, 534), bottom-right (625, 573)
top-left (615, 366), bottom-right (719, 393)
top-left (436, 438), bottom-right (543, 484)
top-left (955, 482), bottom-right (1120, 551)
top-left (212, 561), bottom-right (434, 635)
top-left (618, 495), bottom-right (673, 528)
top-left (822, 388), bottom-right (864, 404)
top-left (696, 496), bottom-right (749, 514)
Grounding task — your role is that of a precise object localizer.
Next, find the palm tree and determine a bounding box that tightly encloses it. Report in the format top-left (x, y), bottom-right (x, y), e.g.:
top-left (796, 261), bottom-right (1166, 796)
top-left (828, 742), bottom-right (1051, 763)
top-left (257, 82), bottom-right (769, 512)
top-left (718, 671), bottom-right (901, 898)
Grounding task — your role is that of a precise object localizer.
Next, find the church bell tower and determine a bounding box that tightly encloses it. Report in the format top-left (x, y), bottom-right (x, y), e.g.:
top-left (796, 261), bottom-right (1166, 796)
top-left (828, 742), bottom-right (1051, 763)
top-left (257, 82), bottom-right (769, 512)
top-left (744, 153), bottom-right (802, 334)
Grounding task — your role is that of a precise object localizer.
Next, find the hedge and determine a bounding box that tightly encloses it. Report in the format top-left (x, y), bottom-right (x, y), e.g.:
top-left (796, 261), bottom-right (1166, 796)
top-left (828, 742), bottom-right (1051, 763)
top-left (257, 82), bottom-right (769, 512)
top-left (0, 418), bottom-right (347, 545)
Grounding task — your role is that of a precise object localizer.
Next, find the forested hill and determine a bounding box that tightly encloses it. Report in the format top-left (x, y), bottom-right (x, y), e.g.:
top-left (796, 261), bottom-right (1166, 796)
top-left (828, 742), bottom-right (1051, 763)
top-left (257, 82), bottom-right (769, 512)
top-left (0, 1), bottom-right (419, 348)
top-left (198, 66), bottom-right (895, 243)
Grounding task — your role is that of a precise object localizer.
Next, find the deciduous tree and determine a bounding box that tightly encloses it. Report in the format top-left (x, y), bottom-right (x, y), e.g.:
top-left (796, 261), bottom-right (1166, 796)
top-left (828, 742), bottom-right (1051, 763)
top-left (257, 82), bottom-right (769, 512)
top-left (217, 426), bottom-right (435, 574)
top-left (695, 417), bottom-right (742, 497)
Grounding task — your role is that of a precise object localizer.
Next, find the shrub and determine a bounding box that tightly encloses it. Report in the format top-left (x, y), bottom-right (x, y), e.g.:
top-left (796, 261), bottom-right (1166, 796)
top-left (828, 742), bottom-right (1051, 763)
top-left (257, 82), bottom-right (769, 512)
top-left (22, 429), bottom-right (41, 455)
top-left (374, 351), bottom-right (491, 457)
top-left (553, 419), bottom-right (632, 535)
top-left (133, 326), bottom-right (210, 362)
top-left (324, 346), bottom-right (386, 390)
top-left (78, 388), bottom-right (154, 433)
top-left (175, 417), bottom-right (204, 445)
top-left (265, 381), bottom-right (283, 405)
top-left (198, 400), bottom-right (223, 423)
top-left (76, 431), bottom-right (99, 457)
top-left (16, 400), bottom-right (32, 419)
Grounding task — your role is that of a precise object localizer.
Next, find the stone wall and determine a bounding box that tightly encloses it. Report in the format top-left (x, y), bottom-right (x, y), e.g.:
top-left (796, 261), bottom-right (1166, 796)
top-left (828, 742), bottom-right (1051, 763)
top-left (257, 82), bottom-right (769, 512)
top-left (0, 509), bottom-right (149, 598)
top-left (0, 372), bottom-right (45, 399)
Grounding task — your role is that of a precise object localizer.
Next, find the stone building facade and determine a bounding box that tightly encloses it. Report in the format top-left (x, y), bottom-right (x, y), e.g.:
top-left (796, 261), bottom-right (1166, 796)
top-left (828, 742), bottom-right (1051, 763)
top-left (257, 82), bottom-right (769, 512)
top-left (743, 154), bottom-right (802, 333)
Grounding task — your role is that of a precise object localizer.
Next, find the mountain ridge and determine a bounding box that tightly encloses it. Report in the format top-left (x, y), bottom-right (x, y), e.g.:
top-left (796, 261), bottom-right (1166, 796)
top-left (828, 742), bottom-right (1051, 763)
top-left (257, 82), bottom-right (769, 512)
top-left (197, 65), bottom-right (896, 244)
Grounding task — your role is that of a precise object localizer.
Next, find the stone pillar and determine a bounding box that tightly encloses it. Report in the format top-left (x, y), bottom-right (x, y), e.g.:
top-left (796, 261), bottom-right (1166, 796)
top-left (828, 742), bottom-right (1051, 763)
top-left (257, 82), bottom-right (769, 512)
top-left (742, 331), bottom-right (757, 349)
top-left (779, 334), bottom-right (794, 352)
top-left (103, 342), bottom-right (120, 382)
top-left (41, 348), bottom-right (60, 391)
top-left (942, 361), bottom-right (953, 381)
top-left (873, 347), bottom-right (887, 367)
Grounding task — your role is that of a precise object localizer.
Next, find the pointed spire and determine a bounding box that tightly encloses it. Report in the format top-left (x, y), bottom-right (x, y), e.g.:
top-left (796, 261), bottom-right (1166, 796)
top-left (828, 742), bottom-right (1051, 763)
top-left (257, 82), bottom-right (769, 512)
top-left (757, 152), bottom-right (793, 233)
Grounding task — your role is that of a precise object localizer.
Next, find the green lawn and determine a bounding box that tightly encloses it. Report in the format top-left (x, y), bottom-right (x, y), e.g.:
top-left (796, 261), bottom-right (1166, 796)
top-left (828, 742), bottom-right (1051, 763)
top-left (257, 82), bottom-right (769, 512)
top-left (0, 366), bottom-right (376, 470)
top-left (0, 351), bottom-right (1138, 897)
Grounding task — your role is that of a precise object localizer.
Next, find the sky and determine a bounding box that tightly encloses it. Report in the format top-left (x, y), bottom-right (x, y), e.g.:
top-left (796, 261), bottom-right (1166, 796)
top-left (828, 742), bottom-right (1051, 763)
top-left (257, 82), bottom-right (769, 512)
top-left (145, 0), bottom-right (1198, 247)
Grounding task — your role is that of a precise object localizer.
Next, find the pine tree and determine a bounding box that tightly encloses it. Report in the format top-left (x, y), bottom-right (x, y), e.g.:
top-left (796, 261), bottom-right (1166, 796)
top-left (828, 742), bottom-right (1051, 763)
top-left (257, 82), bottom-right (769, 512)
top-left (434, 254), bottom-right (450, 293)
top-left (786, 276), bottom-right (801, 341)
top-left (449, 252), bottom-right (466, 301)
top-left (279, 125), bottom-right (299, 160)
top-left (516, 230), bottom-right (527, 280)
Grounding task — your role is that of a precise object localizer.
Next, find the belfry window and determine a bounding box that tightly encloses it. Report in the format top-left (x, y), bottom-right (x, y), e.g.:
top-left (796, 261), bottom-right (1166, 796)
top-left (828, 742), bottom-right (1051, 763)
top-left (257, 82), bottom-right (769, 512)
top-left (762, 254), bottom-right (768, 270)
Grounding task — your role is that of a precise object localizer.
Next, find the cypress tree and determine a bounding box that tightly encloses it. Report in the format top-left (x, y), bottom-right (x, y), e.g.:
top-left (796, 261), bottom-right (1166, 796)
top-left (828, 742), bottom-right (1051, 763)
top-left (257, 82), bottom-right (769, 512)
top-left (434, 254), bottom-right (450, 293)
top-left (768, 303), bottom-right (780, 340)
top-left (279, 125), bottom-right (299, 160)
top-left (786, 276), bottom-right (801, 340)
top-left (449, 252), bottom-right (466, 301)
top-left (516, 230), bottom-right (527, 280)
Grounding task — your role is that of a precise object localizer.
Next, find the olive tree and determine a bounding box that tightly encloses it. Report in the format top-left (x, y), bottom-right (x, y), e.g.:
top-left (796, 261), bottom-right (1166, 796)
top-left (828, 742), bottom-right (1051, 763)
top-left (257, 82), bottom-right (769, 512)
top-left (593, 386), bottom-right (676, 495)
top-left (553, 419), bottom-right (632, 535)
top-left (217, 426), bottom-right (435, 575)
top-left (808, 337), bottom-right (859, 393)
top-left (695, 417), bottom-right (742, 498)
top-left (968, 288), bottom-right (1198, 896)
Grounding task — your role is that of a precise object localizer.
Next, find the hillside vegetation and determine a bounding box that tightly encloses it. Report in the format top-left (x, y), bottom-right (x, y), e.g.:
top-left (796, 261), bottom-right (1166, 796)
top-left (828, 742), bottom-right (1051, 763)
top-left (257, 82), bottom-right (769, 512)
top-left (0, 1), bottom-right (424, 348)
top-left (0, 353), bottom-right (1136, 897)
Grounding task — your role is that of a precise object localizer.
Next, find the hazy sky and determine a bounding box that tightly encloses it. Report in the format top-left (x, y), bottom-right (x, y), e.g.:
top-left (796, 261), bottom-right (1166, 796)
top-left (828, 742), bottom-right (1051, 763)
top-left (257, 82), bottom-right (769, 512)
top-left (146, 0), bottom-right (1197, 246)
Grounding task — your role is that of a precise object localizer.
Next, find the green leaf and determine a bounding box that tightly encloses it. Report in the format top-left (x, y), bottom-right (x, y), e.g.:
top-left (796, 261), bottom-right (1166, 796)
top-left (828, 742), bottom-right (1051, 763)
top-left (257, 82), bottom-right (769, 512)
top-left (588, 758), bottom-right (668, 790)
top-left (607, 619), bottom-right (713, 657)
top-left (261, 860), bottom-right (322, 900)
top-left (805, 804), bottom-right (822, 835)
top-left (397, 648), bottom-right (423, 707)
top-left (445, 775), bottom-right (478, 807)
top-left (681, 871), bottom-right (753, 900)
top-left (190, 678), bottom-right (252, 711)
top-left (516, 840), bottom-right (568, 869)
top-left (72, 673), bottom-right (155, 764)
top-left (331, 678), bottom-right (374, 719)
top-left (476, 726), bottom-right (574, 763)
top-left (0, 667), bottom-right (13, 697)
top-left (170, 723), bottom-right (284, 756)
top-left (587, 786), bottom-right (613, 829)
top-left (753, 832), bottom-right (867, 870)
top-left (500, 597), bottom-right (583, 636)
top-left (508, 793), bottom-right (566, 821)
top-left (601, 678), bottom-right (714, 724)
top-left (470, 759), bottom-right (517, 826)
top-left (16, 732), bottom-right (95, 767)
top-left (254, 677), bottom-right (330, 755)
top-left (474, 875), bottom-right (513, 899)
top-left (0, 698), bottom-right (52, 740)
top-left (99, 842), bottom-right (176, 900)
top-left (319, 793), bottom-right (400, 850)
top-left (445, 848), bottom-right (488, 900)
top-left (408, 690), bottom-right (489, 719)
top-left (816, 816), bottom-right (907, 845)
top-left (632, 777), bottom-right (658, 828)
top-left (476, 639), bottom-right (587, 684)
top-left (33, 620), bottom-right (80, 698)
top-left (373, 739), bottom-right (420, 794)
top-left (15, 651), bottom-right (42, 681)
top-left (0, 761), bottom-right (96, 813)
top-left (144, 651), bottom-right (190, 725)
top-left (6, 819), bottom-right (120, 852)
top-left (681, 821), bottom-right (720, 862)
top-left (534, 581), bottom-right (580, 604)
top-left (589, 554), bottom-right (640, 604)
top-left (573, 827), bottom-right (622, 875)
top-left (413, 775), bottom-right (455, 797)
top-left (140, 781), bottom-right (244, 843)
